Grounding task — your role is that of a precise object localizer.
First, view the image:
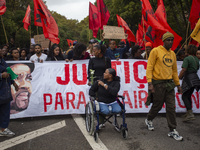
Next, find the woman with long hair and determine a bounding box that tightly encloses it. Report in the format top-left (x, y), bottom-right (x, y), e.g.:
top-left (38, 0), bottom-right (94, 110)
top-left (47, 44), bottom-right (64, 61)
top-left (20, 48), bottom-right (28, 60)
top-left (66, 43), bottom-right (90, 61)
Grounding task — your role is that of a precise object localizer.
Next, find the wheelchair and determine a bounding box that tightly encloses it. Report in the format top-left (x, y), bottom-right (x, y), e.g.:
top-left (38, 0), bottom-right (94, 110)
top-left (85, 95), bottom-right (128, 142)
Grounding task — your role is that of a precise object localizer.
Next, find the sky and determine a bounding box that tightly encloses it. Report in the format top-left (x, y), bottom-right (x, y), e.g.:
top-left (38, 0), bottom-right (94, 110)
top-left (46, 0), bottom-right (96, 22)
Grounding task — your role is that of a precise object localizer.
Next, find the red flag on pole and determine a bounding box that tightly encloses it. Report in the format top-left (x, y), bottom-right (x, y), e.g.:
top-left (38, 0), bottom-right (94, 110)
top-left (141, 16), bottom-right (148, 32)
top-left (89, 2), bottom-right (100, 38)
top-left (116, 14), bottom-right (136, 42)
top-left (189, 0), bottom-right (200, 29)
top-left (97, 0), bottom-right (110, 30)
top-left (141, 0), bottom-right (182, 50)
top-left (33, 0), bottom-right (60, 44)
top-left (155, 0), bottom-right (182, 50)
top-left (23, 5), bottom-right (31, 31)
top-left (0, 0), bottom-right (6, 15)
top-left (136, 24), bottom-right (145, 46)
top-left (155, 0), bottom-right (167, 22)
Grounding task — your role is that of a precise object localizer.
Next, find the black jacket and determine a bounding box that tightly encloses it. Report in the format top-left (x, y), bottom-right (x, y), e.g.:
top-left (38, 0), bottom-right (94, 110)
top-left (0, 58), bottom-right (13, 104)
top-left (87, 57), bottom-right (111, 82)
top-left (89, 78), bottom-right (120, 104)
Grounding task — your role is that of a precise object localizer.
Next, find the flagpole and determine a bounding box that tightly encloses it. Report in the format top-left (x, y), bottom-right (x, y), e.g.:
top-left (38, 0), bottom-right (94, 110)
top-left (176, 36), bottom-right (191, 55)
top-left (89, 29), bottom-right (90, 41)
top-left (1, 16), bottom-right (8, 44)
top-left (100, 29), bottom-right (102, 40)
top-left (185, 21), bottom-right (190, 46)
top-left (30, 24), bottom-right (32, 48)
top-left (36, 26), bottom-right (39, 43)
top-left (142, 17), bottom-right (147, 60)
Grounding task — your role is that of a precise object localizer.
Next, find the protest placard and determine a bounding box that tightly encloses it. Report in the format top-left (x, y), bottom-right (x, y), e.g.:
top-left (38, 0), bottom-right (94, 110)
top-left (33, 34), bottom-right (52, 49)
top-left (103, 25), bottom-right (125, 39)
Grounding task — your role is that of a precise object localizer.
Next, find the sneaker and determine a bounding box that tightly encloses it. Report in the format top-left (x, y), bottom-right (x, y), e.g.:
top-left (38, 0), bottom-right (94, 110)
top-left (145, 119), bottom-right (154, 131)
top-left (0, 128), bottom-right (15, 137)
top-left (168, 129), bottom-right (183, 141)
top-left (99, 124), bottom-right (105, 129)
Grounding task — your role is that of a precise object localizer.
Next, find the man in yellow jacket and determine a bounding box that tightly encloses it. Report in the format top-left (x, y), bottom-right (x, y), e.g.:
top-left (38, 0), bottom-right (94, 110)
top-left (145, 32), bottom-right (183, 141)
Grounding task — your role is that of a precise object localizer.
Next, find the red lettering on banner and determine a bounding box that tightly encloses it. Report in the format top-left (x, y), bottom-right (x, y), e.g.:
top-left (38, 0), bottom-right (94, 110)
top-left (44, 94), bottom-right (53, 112)
top-left (55, 93), bottom-right (64, 110)
top-left (133, 61), bottom-right (147, 83)
top-left (77, 91), bottom-right (86, 109)
top-left (124, 61), bottom-right (130, 84)
top-left (176, 93), bottom-right (185, 108)
top-left (66, 92), bottom-right (75, 109)
top-left (192, 92), bottom-right (199, 109)
top-left (111, 61), bottom-right (121, 75)
top-left (138, 90), bottom-right (148, 108)
top-left (73, 64), bottom-right (87, 85)
top-left (56, 64), bottom-right (70, 85)
top-left (123, 91), bottom-right (133, 109)
top-left (134, 91), bottom-right (138, 108)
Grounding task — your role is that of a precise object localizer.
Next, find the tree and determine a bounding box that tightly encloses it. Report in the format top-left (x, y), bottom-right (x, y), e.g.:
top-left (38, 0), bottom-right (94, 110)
top-left (0, 0), bottom-right (194, 50)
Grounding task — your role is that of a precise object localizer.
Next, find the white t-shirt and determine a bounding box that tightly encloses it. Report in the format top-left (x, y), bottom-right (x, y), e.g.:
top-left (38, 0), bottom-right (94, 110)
top-left (29, 53), bottom-right (47, 63)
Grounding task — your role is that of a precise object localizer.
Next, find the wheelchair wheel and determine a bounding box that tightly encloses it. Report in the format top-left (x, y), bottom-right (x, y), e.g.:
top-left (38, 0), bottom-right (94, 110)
top-left (85, 101), bottom-right (94, 135)
top-left (94, 131), bottom-right (98, 142)
top-left (122, 128), bottom-right (128, 139)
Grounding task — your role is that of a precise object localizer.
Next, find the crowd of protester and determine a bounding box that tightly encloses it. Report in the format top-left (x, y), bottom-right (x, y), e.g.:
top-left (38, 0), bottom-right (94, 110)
top-left (1, 35), bottom-right (200, 63)
top-left (1, 33), bottom-right (200, 140)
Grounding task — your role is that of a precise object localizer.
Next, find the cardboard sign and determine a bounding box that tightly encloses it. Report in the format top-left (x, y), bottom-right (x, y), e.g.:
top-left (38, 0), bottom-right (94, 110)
top-left (103, 25), bottom-right (125, 39)
top-left (33, 34), bottom-right (52, 49)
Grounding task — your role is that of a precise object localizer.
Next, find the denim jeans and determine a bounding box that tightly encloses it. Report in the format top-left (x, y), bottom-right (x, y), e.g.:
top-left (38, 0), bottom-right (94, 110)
top-left (99, 102), bottom-right (121, 115)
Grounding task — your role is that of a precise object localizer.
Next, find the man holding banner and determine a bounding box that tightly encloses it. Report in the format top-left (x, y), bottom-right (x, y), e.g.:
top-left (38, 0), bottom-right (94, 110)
top-left (145, 32), bottom-right (183, 141)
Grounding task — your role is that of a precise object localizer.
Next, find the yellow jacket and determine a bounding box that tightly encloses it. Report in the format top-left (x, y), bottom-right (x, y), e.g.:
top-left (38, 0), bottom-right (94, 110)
top-left (146, 45), bottom-right (180, 86)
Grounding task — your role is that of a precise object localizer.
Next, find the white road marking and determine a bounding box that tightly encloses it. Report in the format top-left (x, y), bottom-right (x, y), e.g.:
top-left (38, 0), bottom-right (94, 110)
top-left (72, 114), bottom-right (108, 150)
top-left (0, 120), bottom-right (66, 150)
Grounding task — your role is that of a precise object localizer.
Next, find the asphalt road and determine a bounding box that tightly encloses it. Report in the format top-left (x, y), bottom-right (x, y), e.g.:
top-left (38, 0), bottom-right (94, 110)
top-left (0, 113), bottom-right (200, 150)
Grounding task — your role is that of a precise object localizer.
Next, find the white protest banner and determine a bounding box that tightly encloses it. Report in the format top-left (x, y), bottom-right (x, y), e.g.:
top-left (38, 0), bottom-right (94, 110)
top-left (7, 60), bottom-right (200, 119)
top-left (103, 25), bottom-right (126, 39)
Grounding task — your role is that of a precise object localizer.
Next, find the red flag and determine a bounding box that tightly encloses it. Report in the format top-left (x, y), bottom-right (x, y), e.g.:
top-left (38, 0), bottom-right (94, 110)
top-left (155, 0), bottom-right (182, 50)
top-left (141, 16), bottom-right (148, 32)
top-left (140, 4), bottom-right (160, 47)
top-left (136, 24), bottom-right (145, 45)
top-left (23, 5), bottom-right (31, 31)
top-left (189, 0), bottom-right (200, 29)
top-left (67, 39), bottom-right (73, 47)
top-left (141, 0), bottom-right (182, 50)
top-left (0, 0), bottom-right (6, 15)
top-left (33, 0), bottom-right (60, 44)
top-left (97, 0), bottom-right (110, 30)
top-left (66, 39), bottom-right (77, 47)
top-left (89, 2), bottom-right (100, 38)
top-left (141, 0), bottom-right (166, 31)
top-left (141, 0), bottom-right (166, 47)
top-left (116, 14), bottom-right (136, 43)
top-left (155, 0), bottom-right (167, 22)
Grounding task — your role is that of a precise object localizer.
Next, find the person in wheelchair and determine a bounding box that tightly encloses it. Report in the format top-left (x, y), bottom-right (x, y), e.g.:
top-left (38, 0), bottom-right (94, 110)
top-left (89, 68), bottom-right (121, 124)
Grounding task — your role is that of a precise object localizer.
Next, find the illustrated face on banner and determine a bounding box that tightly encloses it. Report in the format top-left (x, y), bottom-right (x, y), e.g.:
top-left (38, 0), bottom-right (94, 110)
top-left (10, 64), bottom-right (33, 114)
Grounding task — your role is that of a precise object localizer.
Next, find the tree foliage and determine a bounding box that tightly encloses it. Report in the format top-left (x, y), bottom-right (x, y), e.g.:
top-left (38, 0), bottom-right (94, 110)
top-left (0, 0), bottom-right (194, 50)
